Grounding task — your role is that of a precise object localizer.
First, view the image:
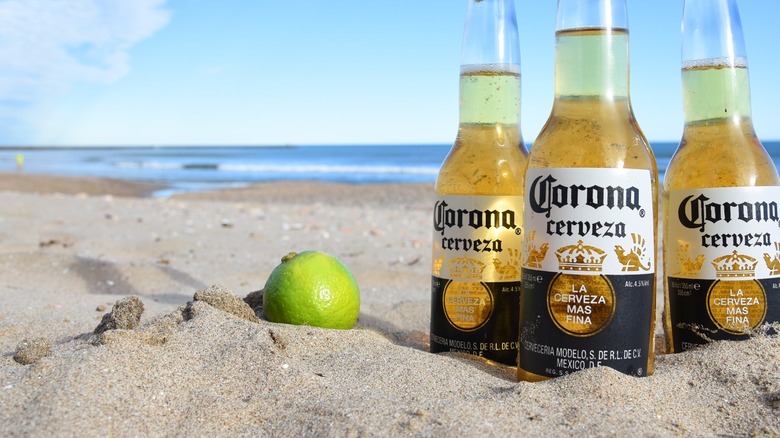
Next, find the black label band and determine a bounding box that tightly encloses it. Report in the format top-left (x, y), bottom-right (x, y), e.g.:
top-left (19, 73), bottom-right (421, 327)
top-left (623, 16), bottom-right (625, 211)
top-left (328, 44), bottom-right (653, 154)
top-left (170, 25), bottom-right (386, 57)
top-left (430, 276), bottom-right (521, 366)
top-left (667, 276), bottom-right (780, 351)
top-left (519, 268), bottom-right (653, 378)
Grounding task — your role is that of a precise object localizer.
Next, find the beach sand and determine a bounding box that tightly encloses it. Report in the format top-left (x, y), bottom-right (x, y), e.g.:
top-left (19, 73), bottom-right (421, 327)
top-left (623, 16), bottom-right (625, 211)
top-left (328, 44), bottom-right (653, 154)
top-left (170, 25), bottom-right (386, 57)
top-left (0, 172), bottom-right (778, 436)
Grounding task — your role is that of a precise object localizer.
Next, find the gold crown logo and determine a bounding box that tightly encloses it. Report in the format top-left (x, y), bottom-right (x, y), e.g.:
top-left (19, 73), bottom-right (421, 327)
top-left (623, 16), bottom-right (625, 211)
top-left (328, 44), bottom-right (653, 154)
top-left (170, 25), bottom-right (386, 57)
top-left (712, 250), bottom-right (757, 278)
top-left (555, 240), bottom-right (607, 272)
top-left (448, 255), bottom-right (486, 280)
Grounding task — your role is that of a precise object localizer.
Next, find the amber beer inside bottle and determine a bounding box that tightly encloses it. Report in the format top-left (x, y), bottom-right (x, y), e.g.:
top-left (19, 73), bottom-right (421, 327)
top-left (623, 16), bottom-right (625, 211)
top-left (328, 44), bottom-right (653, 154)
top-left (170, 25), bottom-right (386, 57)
top-left (526, 28), bottom-right (654, 171)
top-left (518, 1), bottom-right (658, 381)
top-left (437, 66), bottom-right (525, 195)
top-left (430, 69), bottom-right (527, 366)
top-left (662, 0), bottom-right (780, 353)
top-left (665, 61), bottom-right (777, 189)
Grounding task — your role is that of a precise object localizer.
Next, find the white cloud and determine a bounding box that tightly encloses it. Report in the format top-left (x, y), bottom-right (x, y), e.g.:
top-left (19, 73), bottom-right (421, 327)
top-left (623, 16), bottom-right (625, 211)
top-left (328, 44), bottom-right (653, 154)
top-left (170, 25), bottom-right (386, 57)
top-left (0, 0), bottom-right (170, 143)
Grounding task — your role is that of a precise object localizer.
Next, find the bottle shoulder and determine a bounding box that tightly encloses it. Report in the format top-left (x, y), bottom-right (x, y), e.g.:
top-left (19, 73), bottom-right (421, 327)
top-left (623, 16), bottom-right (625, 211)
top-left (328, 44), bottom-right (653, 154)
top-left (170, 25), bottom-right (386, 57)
top-left (436, 124), bottom-right (528, 196)
top-left (664, 120), bottom-right (780, 190)
top-left (527, 99), bottom-right (655, 172)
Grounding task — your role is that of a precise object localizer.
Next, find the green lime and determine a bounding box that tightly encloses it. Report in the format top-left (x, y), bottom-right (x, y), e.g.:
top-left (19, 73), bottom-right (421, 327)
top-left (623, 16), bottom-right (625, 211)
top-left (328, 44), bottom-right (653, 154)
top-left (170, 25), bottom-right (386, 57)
top-left (263, 251), bottom-right (360, 329)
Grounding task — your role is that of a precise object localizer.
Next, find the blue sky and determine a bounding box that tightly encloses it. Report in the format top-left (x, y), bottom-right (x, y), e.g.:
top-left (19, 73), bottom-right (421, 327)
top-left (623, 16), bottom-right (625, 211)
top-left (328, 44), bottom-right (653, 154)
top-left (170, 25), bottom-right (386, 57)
top-left (1, 0), bottom-right (779, 146)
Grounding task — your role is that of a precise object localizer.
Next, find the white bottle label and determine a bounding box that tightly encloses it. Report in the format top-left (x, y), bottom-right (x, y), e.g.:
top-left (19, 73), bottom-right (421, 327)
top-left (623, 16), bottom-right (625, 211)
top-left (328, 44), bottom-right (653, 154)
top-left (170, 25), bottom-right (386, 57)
top-left (666, 186), bottom-right (780, 348)
top-left (523, 168), bottom-right (655, 274)
top-left (668, 186), bottom-right (780, 279)
top-left (432, 195), bottom-right (524, 282)
top-left (520, 167), bottom-right (656, 378)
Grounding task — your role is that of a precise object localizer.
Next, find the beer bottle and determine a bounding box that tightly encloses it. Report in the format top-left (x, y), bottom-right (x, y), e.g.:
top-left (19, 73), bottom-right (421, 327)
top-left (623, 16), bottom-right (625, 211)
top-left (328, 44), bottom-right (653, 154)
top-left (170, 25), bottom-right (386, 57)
top-left (430, 0), bottom-right (528, 366)
top-left (663, 0), bottom-right (780, 353)
top-left (518, 0), bottom-right (657, 381)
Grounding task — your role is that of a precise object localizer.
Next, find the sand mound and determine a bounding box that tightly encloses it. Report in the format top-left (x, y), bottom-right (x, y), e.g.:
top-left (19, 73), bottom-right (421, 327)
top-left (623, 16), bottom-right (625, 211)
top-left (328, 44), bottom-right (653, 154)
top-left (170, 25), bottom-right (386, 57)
top-left (4, 288), bottom-right (778, 436)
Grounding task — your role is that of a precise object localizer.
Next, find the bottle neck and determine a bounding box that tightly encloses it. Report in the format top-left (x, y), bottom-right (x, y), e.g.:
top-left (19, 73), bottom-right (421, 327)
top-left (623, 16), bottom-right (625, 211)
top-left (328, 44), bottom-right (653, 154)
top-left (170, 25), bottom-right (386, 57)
top-left (458, 0), bottom-right (522, 126)
top-left (461, 0), bottom-right (520, 66)
top-left (682, 61), bottom-right (752, 124)
top-left (554, 27), bottom-right (630, 101)
top-left (459, 65), bottom-right (521, 126)
top-left (681, 0), bottom-right (753, 124)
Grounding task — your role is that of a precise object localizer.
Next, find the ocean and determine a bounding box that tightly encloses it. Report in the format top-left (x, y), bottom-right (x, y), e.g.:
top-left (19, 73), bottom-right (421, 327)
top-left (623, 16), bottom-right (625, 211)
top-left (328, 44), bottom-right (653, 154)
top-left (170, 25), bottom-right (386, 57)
top-left (1, 142), bottom-right (779, 197)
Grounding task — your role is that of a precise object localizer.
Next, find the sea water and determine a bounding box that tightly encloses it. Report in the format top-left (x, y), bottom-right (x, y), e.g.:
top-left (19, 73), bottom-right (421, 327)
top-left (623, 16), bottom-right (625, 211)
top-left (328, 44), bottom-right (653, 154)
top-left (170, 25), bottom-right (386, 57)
top-left (1, 143), bottom-right (778, 197)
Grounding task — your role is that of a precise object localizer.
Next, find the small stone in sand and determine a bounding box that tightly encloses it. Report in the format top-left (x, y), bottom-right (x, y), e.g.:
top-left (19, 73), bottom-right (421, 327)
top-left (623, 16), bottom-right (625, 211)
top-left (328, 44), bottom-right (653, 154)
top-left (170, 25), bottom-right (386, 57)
top-left (243, 289), bottom-right (263, 311)
top-left (13, 338), bottom-right (52, 365)
top-left (93, 296), bottom-right (145, 335)
top-left (769, 392), bottom-right (780, 410)
top-left (193, 284), bottom-right (259, 323)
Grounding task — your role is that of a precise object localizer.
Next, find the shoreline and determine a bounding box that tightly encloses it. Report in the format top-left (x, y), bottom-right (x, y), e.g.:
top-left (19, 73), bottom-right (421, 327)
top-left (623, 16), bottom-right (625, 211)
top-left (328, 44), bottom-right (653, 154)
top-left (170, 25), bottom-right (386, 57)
top-left (0, 173), bottom-right (778, 436)
top-left (0, 172), bottom-right (167, 198)
top-left (0, 171), bottom-right (436, 207)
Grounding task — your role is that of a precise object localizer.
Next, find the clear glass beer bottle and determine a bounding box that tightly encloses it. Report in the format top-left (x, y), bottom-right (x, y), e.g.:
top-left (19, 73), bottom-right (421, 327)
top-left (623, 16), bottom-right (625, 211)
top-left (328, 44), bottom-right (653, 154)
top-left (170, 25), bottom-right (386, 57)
top-left (663, 0), bottom-right (780, 353)
top-left (518, 0), bottom-right (657, 381)
top-left (430, 0), bottom-right (528, 366)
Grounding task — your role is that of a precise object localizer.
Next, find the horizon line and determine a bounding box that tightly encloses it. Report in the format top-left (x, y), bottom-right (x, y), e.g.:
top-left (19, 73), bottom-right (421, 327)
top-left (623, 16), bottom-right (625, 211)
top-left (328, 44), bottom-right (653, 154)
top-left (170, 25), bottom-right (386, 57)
top-left (0, 140), bottom-right (719, 149)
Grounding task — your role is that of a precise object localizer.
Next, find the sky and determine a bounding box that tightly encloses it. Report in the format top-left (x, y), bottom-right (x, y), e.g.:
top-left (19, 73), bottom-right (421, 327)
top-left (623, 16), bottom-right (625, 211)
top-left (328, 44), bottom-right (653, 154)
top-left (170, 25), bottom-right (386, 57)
top-left (1, 0), bottom-right (780, 147)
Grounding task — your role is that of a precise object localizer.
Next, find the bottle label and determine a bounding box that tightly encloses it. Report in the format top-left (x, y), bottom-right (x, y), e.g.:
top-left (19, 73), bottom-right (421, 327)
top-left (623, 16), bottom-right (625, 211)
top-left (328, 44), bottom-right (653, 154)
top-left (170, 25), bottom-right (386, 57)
top-left (430, 194), bottom-right (523, 365)
top-left (666, 186), bottom-right (780, 351)
top-left (519, 168), bottom-right (655, 378)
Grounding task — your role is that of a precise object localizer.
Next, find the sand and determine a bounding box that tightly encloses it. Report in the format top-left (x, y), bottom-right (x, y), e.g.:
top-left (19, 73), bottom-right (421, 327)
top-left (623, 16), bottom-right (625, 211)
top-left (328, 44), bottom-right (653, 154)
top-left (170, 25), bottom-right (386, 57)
top-left (0, 172), bottom-right (778, 436)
